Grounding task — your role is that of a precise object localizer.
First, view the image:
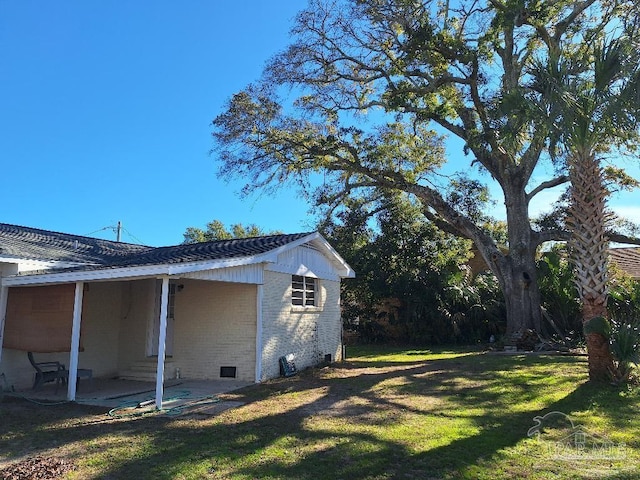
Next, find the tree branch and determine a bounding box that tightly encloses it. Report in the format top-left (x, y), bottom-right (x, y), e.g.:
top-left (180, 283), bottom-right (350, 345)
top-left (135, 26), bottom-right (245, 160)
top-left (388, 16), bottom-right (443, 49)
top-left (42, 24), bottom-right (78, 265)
top-left (553, 0), bottom-right (598, 45)
top-left (532, 229), bottom-right (571, 246)
top-left (526, 175), bottom-right (569, 203)
top-left (608, 232), bottom-right (640, 246)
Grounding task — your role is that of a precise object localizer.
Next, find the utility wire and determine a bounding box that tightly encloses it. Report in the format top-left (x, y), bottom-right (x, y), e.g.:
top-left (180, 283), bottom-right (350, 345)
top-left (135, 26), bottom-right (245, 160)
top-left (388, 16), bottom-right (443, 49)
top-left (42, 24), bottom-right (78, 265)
top-left (85, 223), bottom-right (145, 245)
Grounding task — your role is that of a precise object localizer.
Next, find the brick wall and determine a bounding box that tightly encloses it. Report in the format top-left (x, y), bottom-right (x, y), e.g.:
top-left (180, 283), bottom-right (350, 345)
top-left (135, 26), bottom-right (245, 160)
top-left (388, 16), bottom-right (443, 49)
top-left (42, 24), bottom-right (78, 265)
top-left (171, 279), bottom-right (257, 382)
top-left (78, 282), bottom-right (123, 377)
top-left (260, 270), bottom-right (342, 381)
top-left (117, 279), bottom-right (155, 372)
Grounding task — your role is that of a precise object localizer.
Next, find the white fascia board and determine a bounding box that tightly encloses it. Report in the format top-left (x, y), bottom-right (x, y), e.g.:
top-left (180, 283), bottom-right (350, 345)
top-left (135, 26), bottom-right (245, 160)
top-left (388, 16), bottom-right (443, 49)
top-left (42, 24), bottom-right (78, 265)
top-left (1, 253), bottom-right (275, 287)
top-left (309, 236), bottom-right (356, 278)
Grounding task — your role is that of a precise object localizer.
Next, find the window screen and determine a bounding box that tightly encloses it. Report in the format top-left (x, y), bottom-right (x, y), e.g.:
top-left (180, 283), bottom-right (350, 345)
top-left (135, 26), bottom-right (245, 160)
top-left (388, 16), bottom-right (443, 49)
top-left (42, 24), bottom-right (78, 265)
top-left (292, 275), bottom-right (316, 306)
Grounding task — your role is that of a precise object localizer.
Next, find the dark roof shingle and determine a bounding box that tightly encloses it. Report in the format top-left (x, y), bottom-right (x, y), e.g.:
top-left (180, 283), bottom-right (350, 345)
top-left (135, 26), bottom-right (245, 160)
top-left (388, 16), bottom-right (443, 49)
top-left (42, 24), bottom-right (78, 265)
top-left (0, 223), bottom-right (153, 264)
top-left (0, 223), bottom-right (314, 272)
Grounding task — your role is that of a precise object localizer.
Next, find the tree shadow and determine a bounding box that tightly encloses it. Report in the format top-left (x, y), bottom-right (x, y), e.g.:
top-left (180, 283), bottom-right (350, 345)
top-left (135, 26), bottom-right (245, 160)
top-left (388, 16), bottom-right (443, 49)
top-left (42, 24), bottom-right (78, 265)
top-left (1, 352), bottom-right (637, 479)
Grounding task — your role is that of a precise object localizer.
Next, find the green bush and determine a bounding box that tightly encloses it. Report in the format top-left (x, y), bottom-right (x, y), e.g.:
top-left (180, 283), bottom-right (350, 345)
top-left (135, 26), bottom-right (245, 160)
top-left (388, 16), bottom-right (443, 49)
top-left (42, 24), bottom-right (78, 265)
top-left (583, 316), bottom-right (611, 338)
top-left (536, 249), bottom-right (582, 343)
top-left (609, 315), bottom-right (640, 384)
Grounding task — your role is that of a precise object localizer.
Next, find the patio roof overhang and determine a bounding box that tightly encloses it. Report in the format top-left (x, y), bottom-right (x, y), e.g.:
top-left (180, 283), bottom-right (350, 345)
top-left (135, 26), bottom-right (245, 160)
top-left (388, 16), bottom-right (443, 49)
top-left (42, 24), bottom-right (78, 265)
top-left (1, 253), bottom-right (277, 287)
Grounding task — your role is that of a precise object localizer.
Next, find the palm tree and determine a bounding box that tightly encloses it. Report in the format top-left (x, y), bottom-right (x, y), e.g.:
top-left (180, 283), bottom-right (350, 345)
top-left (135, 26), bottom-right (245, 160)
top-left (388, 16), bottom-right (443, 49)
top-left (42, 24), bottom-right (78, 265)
top-left (534, 34), bottom-right (640, 381)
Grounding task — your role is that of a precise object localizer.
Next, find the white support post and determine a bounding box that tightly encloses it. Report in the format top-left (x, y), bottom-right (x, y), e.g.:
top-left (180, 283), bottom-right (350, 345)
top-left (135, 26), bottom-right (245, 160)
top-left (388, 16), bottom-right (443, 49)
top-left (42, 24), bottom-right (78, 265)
top-left (0, 286), bottom-right (9, 366)
top-left (155, 276), bottom-right (170, 410)
top-left (254, 284), bottom-right (263, 383)
top-left (67, 282), bottom-right (84, 401)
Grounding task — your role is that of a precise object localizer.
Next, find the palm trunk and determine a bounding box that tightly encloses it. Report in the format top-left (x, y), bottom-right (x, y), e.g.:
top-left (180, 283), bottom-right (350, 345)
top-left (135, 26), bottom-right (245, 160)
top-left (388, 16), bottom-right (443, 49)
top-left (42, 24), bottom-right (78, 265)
top-left (567, 150), bottom-right (614, 382)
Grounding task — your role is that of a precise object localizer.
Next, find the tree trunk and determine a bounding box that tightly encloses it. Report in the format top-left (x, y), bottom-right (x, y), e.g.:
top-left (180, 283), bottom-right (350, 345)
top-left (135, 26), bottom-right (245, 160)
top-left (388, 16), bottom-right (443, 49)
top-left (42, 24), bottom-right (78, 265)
top-left (585, 333), bottom-right (613, 383)
top-left (500, 255), bottom-right (542, 340)
top-left (474, 179), bottom-right (542, 342)
top-left (567, 150), bottom-right (615, 382)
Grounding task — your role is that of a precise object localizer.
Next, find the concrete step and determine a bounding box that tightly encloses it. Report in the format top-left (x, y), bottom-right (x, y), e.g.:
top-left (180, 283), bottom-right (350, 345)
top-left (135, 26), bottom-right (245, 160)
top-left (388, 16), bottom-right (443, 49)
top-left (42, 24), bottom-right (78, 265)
top-left (119, 360), bottom-right (175, 381)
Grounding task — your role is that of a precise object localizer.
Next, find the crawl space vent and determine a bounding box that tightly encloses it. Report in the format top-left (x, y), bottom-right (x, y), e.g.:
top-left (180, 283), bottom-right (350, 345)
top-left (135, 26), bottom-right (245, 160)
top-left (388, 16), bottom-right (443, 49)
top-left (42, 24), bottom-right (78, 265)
top-left (220, 366), bottom-right (237, 378)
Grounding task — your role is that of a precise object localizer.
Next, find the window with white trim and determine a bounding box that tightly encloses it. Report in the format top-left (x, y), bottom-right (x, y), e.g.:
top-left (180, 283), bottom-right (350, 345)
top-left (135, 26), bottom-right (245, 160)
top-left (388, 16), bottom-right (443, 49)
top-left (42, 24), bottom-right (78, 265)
top-left (292, 275), bottom-right (317, 306)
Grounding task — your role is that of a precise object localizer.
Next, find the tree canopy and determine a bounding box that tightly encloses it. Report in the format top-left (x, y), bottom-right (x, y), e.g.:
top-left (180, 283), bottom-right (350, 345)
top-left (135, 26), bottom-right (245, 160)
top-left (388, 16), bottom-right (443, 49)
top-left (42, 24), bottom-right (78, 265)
top-left (321, 192), bottom-right (506, 344)
top-left (183, 220), bottom-right (279, 243)
top-left (212, 0), bottom-right (640, 338)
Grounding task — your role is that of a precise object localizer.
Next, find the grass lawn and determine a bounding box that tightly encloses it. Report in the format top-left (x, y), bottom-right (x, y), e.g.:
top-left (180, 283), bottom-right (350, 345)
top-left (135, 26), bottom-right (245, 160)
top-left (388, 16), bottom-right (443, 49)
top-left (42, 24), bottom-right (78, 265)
top-left (1, 346), bottom-right (638, 479)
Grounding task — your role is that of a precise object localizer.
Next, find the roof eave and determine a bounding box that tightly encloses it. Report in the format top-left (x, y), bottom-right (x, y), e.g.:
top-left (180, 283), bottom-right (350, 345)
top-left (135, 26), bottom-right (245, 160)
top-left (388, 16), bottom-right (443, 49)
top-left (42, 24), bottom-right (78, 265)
top-left (309, 235), bottom-right (356, 278)
top-left (252, 231), bottom-right (355, 278)
top-left (1, 252), bottom-right (275, 287)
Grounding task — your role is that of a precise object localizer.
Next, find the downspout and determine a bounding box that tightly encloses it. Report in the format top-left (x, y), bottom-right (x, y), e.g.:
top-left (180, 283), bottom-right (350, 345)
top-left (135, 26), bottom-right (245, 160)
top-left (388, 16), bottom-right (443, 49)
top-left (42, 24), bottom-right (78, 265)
top-left (155, 276), bottom-right (170, 410)
top-left (67, 282), bottom-right (84, 401)
top-left (254, 284), bottom-right (263, 383)
top-left (0, 285), bottom-right (8, 366)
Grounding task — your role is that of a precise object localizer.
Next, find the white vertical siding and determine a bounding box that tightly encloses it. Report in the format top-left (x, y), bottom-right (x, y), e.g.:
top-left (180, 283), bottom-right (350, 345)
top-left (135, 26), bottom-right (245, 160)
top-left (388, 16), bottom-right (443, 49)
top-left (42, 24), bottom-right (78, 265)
top-left (267, 245), bottom-right (342, 280)
top-left (183, 264), bottom-right (263, 284)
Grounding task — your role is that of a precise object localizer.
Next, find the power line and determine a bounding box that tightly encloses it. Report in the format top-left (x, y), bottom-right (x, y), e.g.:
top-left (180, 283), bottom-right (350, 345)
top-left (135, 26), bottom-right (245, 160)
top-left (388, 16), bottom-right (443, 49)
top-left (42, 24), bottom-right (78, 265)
top-left (85, 221), bottom-right (145, 244)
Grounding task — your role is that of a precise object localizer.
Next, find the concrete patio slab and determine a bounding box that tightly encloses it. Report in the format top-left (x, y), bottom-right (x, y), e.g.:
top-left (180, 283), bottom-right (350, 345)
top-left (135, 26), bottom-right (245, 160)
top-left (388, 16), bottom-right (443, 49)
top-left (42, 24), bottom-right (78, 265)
top-left (8, 377), bottom-right (253, 416)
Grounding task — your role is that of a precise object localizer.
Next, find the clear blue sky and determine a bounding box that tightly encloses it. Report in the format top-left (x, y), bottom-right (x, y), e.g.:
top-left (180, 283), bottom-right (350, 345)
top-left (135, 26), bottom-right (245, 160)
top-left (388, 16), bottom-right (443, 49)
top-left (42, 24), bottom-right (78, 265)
top-left (1, 1), bottom-right (308, 246)
top-left (1, 1), bottom-right (638, 247)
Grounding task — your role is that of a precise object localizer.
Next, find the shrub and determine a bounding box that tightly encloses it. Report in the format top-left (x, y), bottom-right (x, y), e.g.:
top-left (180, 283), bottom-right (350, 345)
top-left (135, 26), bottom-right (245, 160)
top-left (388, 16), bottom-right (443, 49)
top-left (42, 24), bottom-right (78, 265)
top-left (609, 315), bottom-right (640, 384)
top-left (583, 316), bottom-right (611, 338)
top-left (536, 249), bottom-right (582, 343)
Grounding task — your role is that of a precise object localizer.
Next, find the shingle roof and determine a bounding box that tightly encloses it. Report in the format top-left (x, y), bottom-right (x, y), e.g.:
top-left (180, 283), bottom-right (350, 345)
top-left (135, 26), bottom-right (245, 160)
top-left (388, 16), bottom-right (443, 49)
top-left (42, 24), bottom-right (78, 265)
top-left (0, 223), bottom-right (315, 272)
top-left (0, 223), bottom-right (153, 265)
top-left (609, 247), bottom-right (640, 279)
top-left (102, 232), bottom-right (315, 268)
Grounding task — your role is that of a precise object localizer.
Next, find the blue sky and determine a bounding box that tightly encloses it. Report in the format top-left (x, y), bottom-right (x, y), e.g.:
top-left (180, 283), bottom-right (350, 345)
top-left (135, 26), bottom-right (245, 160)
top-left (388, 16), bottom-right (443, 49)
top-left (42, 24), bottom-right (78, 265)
top-left (1, 1), bottom-right (307, 246)
top-left (1, 1), bottom-right (638, 247)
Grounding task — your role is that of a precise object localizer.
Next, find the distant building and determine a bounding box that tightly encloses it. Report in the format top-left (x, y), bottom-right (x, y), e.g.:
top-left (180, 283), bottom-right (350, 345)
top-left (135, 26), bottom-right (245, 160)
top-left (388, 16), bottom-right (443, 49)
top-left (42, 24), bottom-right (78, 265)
top-left (468, 246), bottom-right (640, 280)
top-left (609, 247), bottom-right (640, 279)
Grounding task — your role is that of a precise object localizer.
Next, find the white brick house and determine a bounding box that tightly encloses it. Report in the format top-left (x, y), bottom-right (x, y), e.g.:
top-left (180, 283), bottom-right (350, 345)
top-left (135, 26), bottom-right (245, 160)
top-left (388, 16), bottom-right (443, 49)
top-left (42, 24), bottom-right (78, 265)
top-left (0, 223), bottom-right (354, 408)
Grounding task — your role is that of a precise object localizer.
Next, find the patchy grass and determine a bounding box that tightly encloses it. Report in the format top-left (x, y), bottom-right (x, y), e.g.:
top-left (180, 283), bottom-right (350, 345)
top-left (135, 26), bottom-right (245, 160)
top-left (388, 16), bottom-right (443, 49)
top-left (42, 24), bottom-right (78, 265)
top-left (1, 346), bottom-right (638, 479)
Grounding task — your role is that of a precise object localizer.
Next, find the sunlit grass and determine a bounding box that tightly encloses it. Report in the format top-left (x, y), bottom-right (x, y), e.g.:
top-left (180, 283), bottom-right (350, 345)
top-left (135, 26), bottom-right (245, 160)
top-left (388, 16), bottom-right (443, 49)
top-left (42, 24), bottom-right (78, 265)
top-left (347, 344), bottom-right (478, 363)
top-left (1, 346), bottom-right (638, 479)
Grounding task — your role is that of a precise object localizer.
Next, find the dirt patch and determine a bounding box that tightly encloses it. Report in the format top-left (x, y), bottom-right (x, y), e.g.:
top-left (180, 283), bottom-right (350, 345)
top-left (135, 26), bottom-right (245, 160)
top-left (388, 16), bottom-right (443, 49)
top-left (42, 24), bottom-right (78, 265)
top-left (0, 456), bottom-right (75, 480)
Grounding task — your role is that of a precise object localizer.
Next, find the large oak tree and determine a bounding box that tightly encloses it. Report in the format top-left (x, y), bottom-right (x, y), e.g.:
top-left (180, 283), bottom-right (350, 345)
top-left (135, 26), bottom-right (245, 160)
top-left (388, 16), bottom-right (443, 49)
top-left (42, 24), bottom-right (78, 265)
top-left (212, 0), bottom-right (640, 344)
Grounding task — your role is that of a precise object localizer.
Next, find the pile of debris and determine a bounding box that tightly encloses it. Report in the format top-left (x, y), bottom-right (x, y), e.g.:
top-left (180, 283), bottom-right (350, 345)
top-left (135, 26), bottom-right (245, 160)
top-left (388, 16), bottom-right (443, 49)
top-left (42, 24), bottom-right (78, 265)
top-left (0, 456), bottom-right (75, 480)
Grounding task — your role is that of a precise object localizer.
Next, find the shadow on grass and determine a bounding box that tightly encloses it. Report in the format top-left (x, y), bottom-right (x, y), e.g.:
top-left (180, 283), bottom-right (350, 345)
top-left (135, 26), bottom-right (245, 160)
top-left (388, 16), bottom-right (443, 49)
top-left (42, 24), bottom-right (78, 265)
top-left (1, 352), bottom-right (637, 479)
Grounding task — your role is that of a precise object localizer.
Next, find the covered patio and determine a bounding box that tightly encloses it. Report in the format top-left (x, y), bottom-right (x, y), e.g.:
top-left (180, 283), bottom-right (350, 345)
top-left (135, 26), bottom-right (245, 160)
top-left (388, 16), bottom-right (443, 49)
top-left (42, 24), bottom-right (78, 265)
top-left (1, 224), bottom-right (354, 414)
top-left (7, 377), bottom-right (252, 416)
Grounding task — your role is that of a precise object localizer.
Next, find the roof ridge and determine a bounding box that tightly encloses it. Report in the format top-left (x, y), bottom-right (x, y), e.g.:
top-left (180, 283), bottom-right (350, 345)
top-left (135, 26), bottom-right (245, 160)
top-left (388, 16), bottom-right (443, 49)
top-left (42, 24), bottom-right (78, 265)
top-left (176, 231), bottom-right (316, 247)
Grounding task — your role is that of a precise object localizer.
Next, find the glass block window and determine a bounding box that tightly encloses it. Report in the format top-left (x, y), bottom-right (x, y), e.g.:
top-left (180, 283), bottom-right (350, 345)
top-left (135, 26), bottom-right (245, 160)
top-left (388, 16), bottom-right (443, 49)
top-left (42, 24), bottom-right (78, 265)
top-left (292, 275), bottom-right (317, 306)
